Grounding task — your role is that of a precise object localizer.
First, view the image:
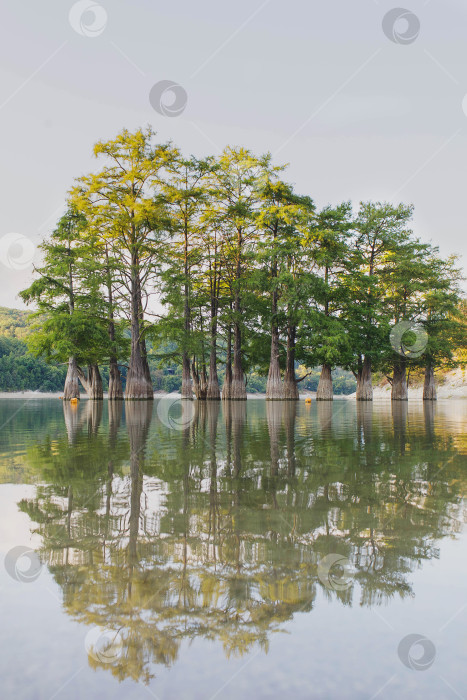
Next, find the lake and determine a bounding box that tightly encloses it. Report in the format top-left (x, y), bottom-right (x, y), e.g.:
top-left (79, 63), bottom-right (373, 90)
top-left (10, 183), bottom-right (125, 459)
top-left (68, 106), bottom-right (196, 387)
top-left (1, 397), bottom-right (466, 700)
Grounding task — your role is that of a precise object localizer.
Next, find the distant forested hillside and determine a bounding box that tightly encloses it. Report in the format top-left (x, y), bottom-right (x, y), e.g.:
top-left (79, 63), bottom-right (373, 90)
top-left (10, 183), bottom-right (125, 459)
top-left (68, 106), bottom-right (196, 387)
top-left (0, 307), bottom-right (67, 391)
top-left (0, 307), bottom-right (357, 394)
top-left (0, 307), bottom-right (30, 339)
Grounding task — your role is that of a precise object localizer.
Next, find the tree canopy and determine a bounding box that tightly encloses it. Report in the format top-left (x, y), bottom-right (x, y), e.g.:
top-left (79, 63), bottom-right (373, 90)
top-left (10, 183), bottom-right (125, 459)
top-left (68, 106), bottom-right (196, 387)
top-left (17, 127), bottom-right (466, 402)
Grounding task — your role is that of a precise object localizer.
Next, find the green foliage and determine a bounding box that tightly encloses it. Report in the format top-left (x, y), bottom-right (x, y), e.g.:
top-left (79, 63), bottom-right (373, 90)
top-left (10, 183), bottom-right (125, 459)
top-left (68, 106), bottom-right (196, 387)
top-left (15, 128), bottom-right (466, 395)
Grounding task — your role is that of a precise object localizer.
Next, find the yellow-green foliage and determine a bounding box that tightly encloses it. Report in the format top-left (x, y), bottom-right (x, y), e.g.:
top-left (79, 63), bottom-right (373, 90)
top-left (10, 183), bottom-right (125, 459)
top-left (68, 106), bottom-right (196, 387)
top-left (0, 306), bottom-right (32, 340)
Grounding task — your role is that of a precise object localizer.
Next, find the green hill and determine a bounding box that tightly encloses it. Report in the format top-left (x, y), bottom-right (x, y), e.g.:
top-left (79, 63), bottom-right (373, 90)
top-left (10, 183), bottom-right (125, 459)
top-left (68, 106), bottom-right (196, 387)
top-left (0, 307), bottom-right (66, 392)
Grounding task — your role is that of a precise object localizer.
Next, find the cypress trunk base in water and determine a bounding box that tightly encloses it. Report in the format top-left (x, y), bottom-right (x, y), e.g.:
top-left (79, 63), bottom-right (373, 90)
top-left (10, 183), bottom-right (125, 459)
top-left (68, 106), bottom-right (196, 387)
top-left (282, 377), bottom-right (299, 401)
top-left (266, 329), bottom-right (283, 400)
top-left (108, 359), bottom-right (123, 400)
top-left (230, 378), bottom-right (247, 400)
top-left (283, 324), bottom-right (298, 400)
top-left (125, 376), bottom-right (154, 400)
top-left (391, 360), bottom-right (408, 401)
top-left (207, 378), bottom-right (221, 400)
top-left (77, 364), bottom-right (104, 400)
top-left (223, 325), bottom-right (233, 400)
top-left (316, 363), bottom-right (333, 401)
top-left (207, 350), bottom-right (221, 400)
top-left (88, 364), bottom-right (104, 400)
top-left (266, 360), bottom-right (283, 400)
top-left (181, 355), bottom-right (193, 399)
top-left (63, 356), bottom-right (80, 400)
top-left (125, 359), bottom-right (153, 400)
top-left (181, 380), bottom-right (194, 399)
top-left (192, 361), bottom-right (208, 400)
top-left (222, 380), bottom-right (232, 399)
top-left (222, 363), bottom-right (232, 399)
top-left (356, 357), bottom-right (373, 401)
top-left (423, 364), bottom-right (437, 400)
top-left (266, 376), bottom-right (284, 400)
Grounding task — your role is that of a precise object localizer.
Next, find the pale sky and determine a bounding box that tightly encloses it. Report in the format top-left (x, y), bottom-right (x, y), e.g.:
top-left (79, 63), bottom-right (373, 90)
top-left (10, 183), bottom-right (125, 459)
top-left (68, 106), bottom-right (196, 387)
top-left (1, 0), bottom-right (467, 308)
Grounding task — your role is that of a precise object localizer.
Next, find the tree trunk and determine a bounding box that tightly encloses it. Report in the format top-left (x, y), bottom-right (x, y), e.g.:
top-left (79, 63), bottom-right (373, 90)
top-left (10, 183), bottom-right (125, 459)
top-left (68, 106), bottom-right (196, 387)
top-left (125, 257), bottom-right (153, 400)
top-left (108, 358), bottom-right (123, 400)
top-left (283, 323), bottom-right (299, 400)
top-left (230, 225), bottom-right (247, 401)
top-left (77, 364), bottom-right (103, 400)
top-left (266, 324), bottom-right (283, 400)
top-left (316, 363), bottom-right (333, 401)
top-left (200, 363), bottom-right (208, 400)
top-left (356, 355), bottom-right (373, 401)
top-left (181, 353), bottom-right (193, 399)
top-left (222, 324), bottom-right (232, 400)
top-left (207, 351), bottom-right (221, 399)
top-left (391, 358), bottom-right (408, 401)
top-left (105, 247), bottom-right (124, 401)
top-left (423, 362), bottom-right (437, 400)
top-left (231, 314), bottom-right (246, 400)
top-left (266, 247), bottom-right (283, 400)
top-left (63, 356), bottom-right (80, 400)
top-left (192, 359), bottom-right (207, 400)
top-left (181, 221), bottom-right (193, 399)
top-left (88, 364), bottom-right (103, 400)
top-left (207, 304), bottom-right (221, 400)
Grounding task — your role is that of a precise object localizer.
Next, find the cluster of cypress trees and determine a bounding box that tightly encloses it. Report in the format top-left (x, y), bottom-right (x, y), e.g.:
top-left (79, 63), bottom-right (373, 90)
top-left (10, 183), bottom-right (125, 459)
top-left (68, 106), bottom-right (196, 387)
top-left (21, 128), bottom-right (465, 402)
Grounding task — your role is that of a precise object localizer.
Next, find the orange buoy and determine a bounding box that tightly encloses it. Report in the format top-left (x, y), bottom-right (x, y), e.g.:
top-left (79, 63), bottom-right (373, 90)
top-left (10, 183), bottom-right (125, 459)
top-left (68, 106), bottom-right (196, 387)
top-left (305, 397), bottom-right (312, 404)
top-left (70, 397), bottom-right (79, 404)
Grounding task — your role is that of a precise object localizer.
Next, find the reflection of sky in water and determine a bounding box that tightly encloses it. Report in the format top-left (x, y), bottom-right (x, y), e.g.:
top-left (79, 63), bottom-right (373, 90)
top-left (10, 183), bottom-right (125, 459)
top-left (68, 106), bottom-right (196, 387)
top-left (0, 398), bottom-right (466, 699)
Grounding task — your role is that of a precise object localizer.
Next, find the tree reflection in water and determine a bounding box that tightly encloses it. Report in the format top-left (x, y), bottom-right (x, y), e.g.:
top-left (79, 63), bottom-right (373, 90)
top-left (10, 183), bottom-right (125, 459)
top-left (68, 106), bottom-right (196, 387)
top-left (18, 399), bottom-right (467, 683)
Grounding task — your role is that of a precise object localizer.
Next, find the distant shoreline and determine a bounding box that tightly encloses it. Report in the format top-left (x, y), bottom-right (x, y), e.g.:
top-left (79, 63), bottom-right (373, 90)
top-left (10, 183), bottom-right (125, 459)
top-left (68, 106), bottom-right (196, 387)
top-left (1, 389), bottom-right (466, 400)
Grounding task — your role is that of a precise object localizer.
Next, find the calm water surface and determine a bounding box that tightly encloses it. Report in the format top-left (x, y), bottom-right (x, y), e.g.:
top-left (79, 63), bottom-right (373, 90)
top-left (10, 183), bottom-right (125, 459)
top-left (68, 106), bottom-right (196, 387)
top-left (0, 398), bottom-right (466, 700)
